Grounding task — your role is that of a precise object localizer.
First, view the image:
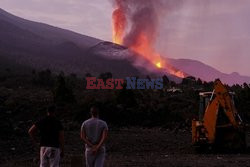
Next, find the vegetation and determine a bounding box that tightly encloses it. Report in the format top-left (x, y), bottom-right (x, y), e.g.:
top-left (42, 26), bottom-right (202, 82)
top-left (0, 69), bottom-right (250, 131)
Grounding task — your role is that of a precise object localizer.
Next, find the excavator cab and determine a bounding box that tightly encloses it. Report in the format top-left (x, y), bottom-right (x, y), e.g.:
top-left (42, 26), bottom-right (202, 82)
top-left (198, 92), bottom-right (238, 121)
top-left (198, 92), bottom-right (213, 121)
top-left (192, 79), bottom-right (246, 151)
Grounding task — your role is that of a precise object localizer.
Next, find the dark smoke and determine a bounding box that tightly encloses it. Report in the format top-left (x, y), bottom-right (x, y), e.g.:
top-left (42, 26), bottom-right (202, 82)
top-left (112, 0), bottom-right (183, 48)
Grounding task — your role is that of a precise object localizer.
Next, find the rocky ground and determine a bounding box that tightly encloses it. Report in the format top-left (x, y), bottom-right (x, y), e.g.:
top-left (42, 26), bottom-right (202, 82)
top-left (1, 127), bottom-right (250, 167)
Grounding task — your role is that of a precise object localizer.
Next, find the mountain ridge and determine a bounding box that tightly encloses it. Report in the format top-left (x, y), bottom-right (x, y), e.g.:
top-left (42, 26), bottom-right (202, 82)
top-left (0, 8), bottom-right (143, 77)
top-left (168, 58), bottom-right (250, 85)
top-left (0, 8), bottom-right (249, 85)
top-left (0, 8), bottom-right (100, 49)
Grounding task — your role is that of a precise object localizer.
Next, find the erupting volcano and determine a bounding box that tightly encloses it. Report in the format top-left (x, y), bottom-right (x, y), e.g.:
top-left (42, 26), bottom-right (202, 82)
top-left (112, 0), bottom-right (186, 78)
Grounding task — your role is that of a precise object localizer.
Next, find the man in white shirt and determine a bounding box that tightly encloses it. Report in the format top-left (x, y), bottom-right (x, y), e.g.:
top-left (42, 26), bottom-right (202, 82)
top-left (80, 106), bottom-right (108, 167)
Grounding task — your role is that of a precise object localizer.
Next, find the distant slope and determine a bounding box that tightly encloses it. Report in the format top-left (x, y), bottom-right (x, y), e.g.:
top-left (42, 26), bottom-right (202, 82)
top-left (169, 58), bottom-right (250, 85)
top-left (0, 8), bottom-right (141, 77)
top-left (88, 41), bottom-right (183, 82)
top-left (0, 8), bottom-right (99, 49)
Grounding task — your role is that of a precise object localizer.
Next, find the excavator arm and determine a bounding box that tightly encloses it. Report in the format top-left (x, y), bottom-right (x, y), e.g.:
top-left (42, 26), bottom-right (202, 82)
top-left (203, 79), bottom-right (238, 143)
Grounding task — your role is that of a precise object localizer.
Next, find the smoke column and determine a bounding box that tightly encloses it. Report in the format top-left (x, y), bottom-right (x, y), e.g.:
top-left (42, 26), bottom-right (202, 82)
top-left (112, 0), bottom-right (127, 44)
top-left (111, 0), bottom-right (186, 78)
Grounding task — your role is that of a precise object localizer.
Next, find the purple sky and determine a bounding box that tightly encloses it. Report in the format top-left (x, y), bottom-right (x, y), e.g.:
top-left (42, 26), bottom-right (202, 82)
top-left (1, 0), bottom-right (250, 76)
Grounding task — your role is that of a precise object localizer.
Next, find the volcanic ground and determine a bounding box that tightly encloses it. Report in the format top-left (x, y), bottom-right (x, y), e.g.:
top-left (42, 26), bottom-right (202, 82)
top-left (1, 127), bottom-right (250, 167)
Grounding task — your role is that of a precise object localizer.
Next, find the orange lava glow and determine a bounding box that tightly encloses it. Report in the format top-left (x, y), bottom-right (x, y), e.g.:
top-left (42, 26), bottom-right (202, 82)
top-left (112, 9), bottom-right (186, 78)
top-left (112, 8), bottom-right (126, 45)
top-left (156, 62), bottom-right (162, 68)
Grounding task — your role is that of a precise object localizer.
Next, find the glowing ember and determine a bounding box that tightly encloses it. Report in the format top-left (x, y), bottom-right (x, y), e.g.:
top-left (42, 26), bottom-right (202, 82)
top-left (156, 62), bottom-right (162, 68)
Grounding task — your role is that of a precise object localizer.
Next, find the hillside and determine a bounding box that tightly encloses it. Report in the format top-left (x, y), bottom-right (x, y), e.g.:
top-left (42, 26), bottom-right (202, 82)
top-left (169, 58), bottom-right (250, 85)
top-left (0, 8), bottom-right (141, 77)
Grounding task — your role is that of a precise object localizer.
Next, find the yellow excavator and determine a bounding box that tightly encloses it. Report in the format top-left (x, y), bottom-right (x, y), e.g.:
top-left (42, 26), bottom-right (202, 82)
top-left (192, 79), bottom-right (246, 151)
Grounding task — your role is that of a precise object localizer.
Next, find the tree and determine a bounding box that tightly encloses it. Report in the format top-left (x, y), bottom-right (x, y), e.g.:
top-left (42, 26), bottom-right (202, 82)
top-left (53, 74), bottom-right (75, 104)
top-left (162, 75), bottom-right (170, 87)
top-left (196, 78), bottom-right (203, 85)
top-left (146, 75), bottom-right (151, 81)
top-left (32, 69), bottom-right (53, 87)
top-left (116, 89), bottom-right (137, 108)
top-left (203, 81), bottom-right (214, 91)
top-left (182, 76), bottom-right (196, 86)
top-left (99, 72), bottom-right (112, 82)
top-left (85, 73), bottom-right (92, 78)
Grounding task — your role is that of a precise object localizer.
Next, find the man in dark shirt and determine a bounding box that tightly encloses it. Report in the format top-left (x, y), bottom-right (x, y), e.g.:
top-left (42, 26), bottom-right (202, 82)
top-left (28, 105), bottom-right (64, 167)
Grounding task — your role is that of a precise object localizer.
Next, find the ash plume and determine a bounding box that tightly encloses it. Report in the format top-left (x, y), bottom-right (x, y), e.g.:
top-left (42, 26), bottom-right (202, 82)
top-left (111, 0), bottom-right (186, 78)
top-left (111, 0), bottom-right (183, 48)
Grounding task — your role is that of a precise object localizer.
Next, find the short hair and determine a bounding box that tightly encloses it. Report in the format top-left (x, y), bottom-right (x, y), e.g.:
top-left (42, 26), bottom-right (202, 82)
top-left (90, 106), bottom-right (99, 117)
top-left (47, 105), bottom-right (56, 114)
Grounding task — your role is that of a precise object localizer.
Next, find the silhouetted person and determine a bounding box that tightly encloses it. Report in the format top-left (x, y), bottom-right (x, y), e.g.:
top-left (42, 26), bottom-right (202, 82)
top-left (81, 106), bottom-right (108, 167)
top-left (28, 105), bottom-right (64, 167)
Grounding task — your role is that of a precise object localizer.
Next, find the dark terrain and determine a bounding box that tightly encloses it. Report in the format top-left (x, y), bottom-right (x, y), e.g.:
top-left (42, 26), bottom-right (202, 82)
top-left (2, 128), bottom-right (250, 167)
top-left (0, 70), bottom-right (250, 167)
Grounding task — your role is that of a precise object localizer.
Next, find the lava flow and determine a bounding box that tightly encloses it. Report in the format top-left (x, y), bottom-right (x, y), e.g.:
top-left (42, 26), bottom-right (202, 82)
top-left (111, 0), bottom-right (186, 78)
